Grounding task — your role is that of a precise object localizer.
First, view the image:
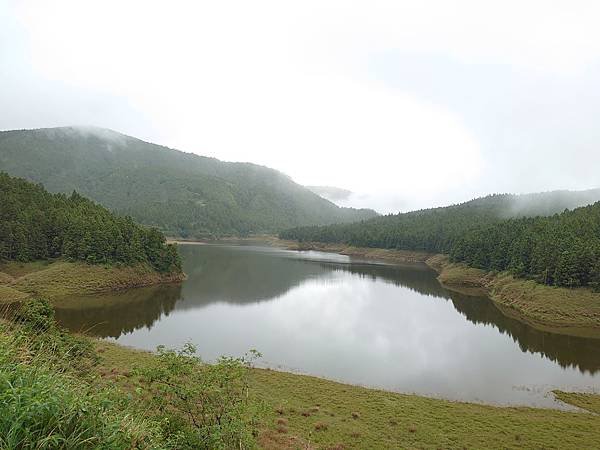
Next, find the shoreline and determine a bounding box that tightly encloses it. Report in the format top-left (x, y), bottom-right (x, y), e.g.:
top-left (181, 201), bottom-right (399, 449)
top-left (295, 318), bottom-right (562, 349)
top-left (92, 338), bottom-right (600, 449)
top-left (247, 238), bottom-right (600, 338)
top-left (3, 242), bottom-right (600, 448)
top-left (0, 260), bottom-right (186, 304)
top-left (427, 254), bottom-right (600, 339)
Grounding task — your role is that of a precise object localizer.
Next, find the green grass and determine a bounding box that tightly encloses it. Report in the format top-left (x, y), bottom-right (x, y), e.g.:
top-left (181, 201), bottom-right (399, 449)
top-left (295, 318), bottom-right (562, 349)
top-left (0, 272), bottom-right (15, 284)
top-left (0, 285), bottom-right (31, 304)
top-left (489, 274), bottom-right (600, 332)
top-left (0, 260), bottom-right (185, 303)
top-left (0, 260), bottom-right (53, 278)
top-left (0, 312), bottom-right (163, 449)
top-left (554, 391), bottom-right (600, 414)
top-left (0, 353), bottom-right (160, 449)
top-left (0, 299), bottom-right (260, 449)
top-left (94, 340), bottom-right (600, 450)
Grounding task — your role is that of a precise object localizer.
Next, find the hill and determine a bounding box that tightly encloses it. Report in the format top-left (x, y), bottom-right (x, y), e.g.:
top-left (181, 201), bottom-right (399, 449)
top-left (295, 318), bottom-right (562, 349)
top-left (281, 190), bottom-right (600, 252)
top-left (281, 191), bottom-right (600, 289)
top-left (0, 172), bottom-right (181, 273)
top-left (450, 202), bottom-right (600, 288)
top-left (0, 127), bottom-right (377, 237)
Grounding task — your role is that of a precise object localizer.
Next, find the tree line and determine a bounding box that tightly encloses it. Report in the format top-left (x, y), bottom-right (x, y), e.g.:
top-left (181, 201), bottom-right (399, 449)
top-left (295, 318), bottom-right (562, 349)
top-left (280, 194), bottom-right (600, 289)
top-left (0, 172), bottom-right (181, 273)
top-left (451, 204), bottom-right (600, 289)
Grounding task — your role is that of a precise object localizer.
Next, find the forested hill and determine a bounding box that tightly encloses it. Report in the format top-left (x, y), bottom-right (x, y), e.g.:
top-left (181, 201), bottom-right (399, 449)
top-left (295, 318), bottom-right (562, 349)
top-left (0, 172), bottom-right (181, 273)
top-left (0, 127), bottom-right (377, 237)
top-left (281, 191), bottom-right (600, 252)
top-left (281, 192), bottom-right (600, 288)
top-left (451, 202), bottom-right (600, 288)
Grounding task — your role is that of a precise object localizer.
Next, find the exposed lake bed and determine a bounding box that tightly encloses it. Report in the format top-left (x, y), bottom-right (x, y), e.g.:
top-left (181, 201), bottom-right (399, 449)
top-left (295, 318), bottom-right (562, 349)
top-left (55, 243), bottom-right (600, 409)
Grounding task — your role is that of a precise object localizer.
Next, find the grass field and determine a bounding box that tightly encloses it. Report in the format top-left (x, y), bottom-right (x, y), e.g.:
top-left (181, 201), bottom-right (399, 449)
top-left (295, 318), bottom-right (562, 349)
top-left (95, 340), bottom-right (600, 450)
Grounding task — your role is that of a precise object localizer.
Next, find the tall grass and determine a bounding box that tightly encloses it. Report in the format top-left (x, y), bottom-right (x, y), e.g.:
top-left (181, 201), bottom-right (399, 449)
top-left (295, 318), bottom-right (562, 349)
top-left (0, 299), bottom-right (260, 449)
top-left (0, 300), bottom-right (163, 449)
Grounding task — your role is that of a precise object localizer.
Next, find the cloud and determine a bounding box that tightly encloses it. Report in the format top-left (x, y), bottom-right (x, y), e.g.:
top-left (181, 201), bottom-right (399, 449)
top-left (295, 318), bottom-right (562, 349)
top-left (2, 0), bottom-right (600, 212)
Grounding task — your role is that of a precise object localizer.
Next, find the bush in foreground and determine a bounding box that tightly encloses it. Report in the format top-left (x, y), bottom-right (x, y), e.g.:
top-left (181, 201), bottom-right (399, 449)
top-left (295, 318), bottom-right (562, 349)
top-left (0, 299), bottom-right (260, 449)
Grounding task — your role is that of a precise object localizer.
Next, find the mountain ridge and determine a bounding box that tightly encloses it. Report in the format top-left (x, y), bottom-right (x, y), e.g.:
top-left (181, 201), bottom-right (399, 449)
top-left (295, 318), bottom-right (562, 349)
top-left (0, 126), bottom-right (378, 237)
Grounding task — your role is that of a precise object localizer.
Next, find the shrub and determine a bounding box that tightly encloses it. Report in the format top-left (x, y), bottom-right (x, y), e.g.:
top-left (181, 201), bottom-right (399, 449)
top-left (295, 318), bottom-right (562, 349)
top-left (135, 343), bottom-right (263, 449)
top-left (13, 297), bottom-right (55, 331)
top-left (1, 301), bottom-right (262, 449)
top-left (314, 422), bottom-right (328, 431)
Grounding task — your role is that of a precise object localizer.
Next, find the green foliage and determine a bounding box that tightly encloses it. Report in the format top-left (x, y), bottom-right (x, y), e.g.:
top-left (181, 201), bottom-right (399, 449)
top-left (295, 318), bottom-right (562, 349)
top-left (135, 344), bottom-right (262, 449)
top-left (0, 127), bottom-right (377, 237)
top-left (450, 204), bottom-right (600, 288)
top-left (9, 299), bottom-right (98, 373)
top-left (0, 172), bottom-right (181, 273)
top-left (0, 360), bottom-right (162, 449)
top-left (0, 300), bottom-right (163, 449)
top-left (281, 194), bottom-right (600, 288)
top-left (1, 300), bottom-right (263, 449)
top-left (13, 296), bottom-right (55, 331)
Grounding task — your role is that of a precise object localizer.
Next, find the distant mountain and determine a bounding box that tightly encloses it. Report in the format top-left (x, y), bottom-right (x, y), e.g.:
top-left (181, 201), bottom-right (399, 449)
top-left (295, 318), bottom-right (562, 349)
top-left (0, 127), bottom-right (377, 237)
top-left (281, 189), bottom-right (600, 254)
top-left (306, 185), bottom-right (352, 203)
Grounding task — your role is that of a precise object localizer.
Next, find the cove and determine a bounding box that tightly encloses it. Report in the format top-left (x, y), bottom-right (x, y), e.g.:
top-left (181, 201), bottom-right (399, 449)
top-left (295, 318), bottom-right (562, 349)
top-left (54, 243), bottom-right (600, 408)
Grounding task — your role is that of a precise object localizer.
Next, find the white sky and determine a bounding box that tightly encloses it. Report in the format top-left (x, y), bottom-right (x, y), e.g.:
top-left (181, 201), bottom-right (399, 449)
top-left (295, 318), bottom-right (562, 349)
top-left (2, 0), bottom-right (600, 213)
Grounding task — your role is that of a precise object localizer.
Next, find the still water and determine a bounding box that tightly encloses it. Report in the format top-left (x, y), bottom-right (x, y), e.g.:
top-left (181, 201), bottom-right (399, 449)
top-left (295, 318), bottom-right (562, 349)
top-left (54, 243), bottom-right (600, 408)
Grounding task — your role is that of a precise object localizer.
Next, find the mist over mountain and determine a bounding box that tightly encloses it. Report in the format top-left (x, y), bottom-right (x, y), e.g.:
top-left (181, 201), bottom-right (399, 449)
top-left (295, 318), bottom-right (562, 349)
top-left (306, 186), bottom-right (353, 204)
top-left (502, 189), bottom-right (600, 218)
top-left (0, 127), bottom-right (377, 237)
top-left (282, 189), bottom-right (600, 255)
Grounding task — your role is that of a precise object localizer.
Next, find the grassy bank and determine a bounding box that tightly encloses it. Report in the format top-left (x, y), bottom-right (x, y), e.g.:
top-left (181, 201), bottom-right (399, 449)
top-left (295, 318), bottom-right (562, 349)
top-left (0, 300), bottom-right (259, 449)
top-left (428, 255), bottom-right (600, 336)
top-left (553, 391), bottom-right (600, 414)
top-left (0, 260), bottom-right (185, 304)
top-left (95, 340), bottom-right (600, 449)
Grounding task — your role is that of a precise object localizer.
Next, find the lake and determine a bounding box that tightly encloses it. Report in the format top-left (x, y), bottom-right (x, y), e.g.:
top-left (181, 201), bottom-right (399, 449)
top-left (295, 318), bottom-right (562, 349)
top-left (54, 242), bottom-right (600, 408)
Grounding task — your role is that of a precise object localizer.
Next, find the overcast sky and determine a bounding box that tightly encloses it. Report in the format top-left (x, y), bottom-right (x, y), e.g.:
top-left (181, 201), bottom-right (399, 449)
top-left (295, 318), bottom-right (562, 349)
top-left (1, 1), bottom-right (600, 213)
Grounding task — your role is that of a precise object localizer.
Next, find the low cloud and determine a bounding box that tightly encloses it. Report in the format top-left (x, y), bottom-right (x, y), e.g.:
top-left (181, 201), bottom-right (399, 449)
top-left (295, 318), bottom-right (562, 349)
top-left (2, 1), bottom-right (600, 213)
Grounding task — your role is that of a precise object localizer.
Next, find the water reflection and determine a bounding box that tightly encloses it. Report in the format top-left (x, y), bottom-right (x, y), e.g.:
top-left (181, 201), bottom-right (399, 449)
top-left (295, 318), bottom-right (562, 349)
top-left (54, 284), bottom-right (182, 338)
top-left (176, 245), bottom-right (331, 307)
top-left (54, 243), bottom-right (600, 406)
top-left (449, 294), bottom-right (600, 374)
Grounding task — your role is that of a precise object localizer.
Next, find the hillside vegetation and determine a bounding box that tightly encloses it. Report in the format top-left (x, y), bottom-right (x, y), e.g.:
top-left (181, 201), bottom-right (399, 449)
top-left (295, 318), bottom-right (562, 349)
top-left (450, 203), bottom-right (600, 288)
top-left (0, 127), bottom-right (377, 237)
top-left (281, 192), bottom-right (600, 289)
top-left (0, 172), bottom-right (181, 273)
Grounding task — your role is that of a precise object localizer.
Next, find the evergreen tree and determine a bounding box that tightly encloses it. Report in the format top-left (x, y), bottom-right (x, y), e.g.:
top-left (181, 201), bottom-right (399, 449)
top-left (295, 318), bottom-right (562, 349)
top-left (0, 173), bottom-right (181, 273)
